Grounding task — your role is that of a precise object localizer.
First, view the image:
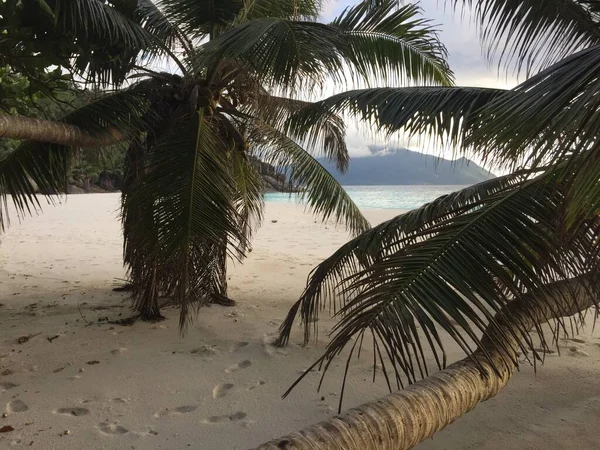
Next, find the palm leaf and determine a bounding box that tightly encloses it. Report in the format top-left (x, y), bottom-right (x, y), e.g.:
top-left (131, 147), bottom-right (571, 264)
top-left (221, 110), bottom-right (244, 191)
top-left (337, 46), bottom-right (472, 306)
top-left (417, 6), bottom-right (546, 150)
top-left (332, 0), bottom-right (454, 86)
top-left (457, 0), bottom-right (600, 74)
top-left (193, 18), bottom-right (347, 89)
top-left (558, 144), bottom-right (600, 226)
top-left (237, 0), bottom-right (321, 21)
top-left (0, 141), bottom-right (70, 232)
top-left (467, 44), bottom-right (600, 170)
top-left (135, 0), bottom-right (192, 51)
top-left (54, 0), bottom-right (155, 48)
top-left (286, 86), bottom-right (508, 150)
top-left (248, 121), bottom-right (370, 235)
top-left (275, 169), bottom-right (539, 345)
top-left (7, 0), bottom-right (177, 85)
top-left (278, 170), bottom-right (600, 408)
top-left (194, 2), bottom-right (452, 92)
top-left (158, 0), bottom-right (241, 38)
top-left (246, 95), bottom-right (349, 172)
top-left (231, 147), bottom-right (265, 252)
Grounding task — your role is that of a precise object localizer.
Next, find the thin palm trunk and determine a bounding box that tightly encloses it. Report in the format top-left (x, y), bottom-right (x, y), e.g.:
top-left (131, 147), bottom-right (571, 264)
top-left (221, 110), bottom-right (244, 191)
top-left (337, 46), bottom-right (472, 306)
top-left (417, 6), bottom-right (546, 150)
top-left (253, 276), bottom-right (596, 450)
top-left (0, 114), bottom-right (122, 147)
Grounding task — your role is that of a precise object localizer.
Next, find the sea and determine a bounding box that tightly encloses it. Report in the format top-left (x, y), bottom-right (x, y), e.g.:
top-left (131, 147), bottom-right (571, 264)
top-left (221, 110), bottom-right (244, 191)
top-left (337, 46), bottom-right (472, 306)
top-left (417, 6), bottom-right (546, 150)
top-left (265, 185), bottom-right (465, 210)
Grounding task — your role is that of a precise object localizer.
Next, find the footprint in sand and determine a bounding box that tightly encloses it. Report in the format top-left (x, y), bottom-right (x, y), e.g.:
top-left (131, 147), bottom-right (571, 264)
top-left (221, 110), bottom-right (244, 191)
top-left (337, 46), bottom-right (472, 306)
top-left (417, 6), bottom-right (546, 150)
top-left (191, 345), bottom-right (219, 356)
top-left (7, 399), bottom-right (28, 413)
top-left (247, 380), bottom-right (266, 391)
top-left (174, 405), bottom-right (198, 413)
top-left (225, 360), bottom-right (252, 373)
top-left (154, 405), bottom-right (198, 417)
top-left (153, 409), bottom-right (170, 418)
top-left (568, 347), bottom-right (589, 357)
top-left (202, 411), bottom-right (247, 424)
top-left (0, 381), bottom-right (19, 390)
top-left (213, 383), bottom-right (234, 399)
top-left (533, 347), bottom-right (557, 356)
top-left (54, 407), bottom-right (90, 417)
top-left (230, 341), bottom-right (249, 352)
top-left (110, 348), bottom-right (128, 355)
top-left (98, 422), bottom-right (128, 435)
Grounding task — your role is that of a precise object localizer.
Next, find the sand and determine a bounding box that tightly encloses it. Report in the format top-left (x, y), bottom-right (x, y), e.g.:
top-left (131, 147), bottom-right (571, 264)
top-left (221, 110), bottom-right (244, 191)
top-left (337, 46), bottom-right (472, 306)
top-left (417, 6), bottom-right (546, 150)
top-left (0, 193), bottom-right (599, 449)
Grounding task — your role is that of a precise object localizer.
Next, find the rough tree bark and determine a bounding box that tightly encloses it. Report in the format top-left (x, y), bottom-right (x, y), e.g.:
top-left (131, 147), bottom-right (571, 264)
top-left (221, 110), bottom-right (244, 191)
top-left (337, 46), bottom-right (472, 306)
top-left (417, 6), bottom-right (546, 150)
top-left (252, 277), bottom-right (596, 450)
top-left (0, 114), bottom-right (122, 147)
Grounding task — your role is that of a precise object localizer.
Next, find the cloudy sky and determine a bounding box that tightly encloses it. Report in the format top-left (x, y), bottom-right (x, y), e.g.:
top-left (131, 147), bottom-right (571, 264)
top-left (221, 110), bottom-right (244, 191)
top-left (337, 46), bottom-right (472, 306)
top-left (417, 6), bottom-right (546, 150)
top-left (319, 0), bottom-right (519, 160)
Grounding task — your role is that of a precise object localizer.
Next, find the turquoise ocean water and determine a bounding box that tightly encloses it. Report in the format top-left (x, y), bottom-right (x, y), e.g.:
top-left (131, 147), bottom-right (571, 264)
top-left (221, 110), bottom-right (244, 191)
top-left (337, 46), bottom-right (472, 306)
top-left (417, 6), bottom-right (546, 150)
top-left (265, 185), bottom-right (465, 210)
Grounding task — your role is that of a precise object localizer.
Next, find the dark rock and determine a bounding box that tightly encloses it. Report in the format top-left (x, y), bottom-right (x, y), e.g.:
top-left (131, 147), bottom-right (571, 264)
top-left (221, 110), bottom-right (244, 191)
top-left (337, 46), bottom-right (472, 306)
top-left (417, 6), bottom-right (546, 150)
top-left (67, 185), bottom-right (85, 195)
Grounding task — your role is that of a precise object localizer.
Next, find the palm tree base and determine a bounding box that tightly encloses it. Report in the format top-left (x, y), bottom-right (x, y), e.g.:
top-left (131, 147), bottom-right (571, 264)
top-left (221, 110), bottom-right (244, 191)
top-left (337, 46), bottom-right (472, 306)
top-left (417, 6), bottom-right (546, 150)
top-left (137, 294), bottom-right (166, 322)
top-left (210, 293), bottom-right (236, 307)
top-left (138, 309), bottom-right (166, 322)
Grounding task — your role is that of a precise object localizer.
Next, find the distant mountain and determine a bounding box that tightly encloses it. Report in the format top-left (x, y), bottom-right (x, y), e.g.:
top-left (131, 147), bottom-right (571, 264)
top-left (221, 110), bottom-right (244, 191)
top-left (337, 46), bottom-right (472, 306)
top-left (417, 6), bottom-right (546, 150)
top-left (321, 147), bottom-right (494, 185)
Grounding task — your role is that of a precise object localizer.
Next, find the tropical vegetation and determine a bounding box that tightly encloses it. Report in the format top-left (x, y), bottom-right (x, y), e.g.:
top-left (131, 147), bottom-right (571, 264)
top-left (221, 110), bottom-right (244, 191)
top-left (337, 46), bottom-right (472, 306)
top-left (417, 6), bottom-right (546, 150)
top-left (255, 0), bottom-right (600, 448)
top-left (4, 0), bottom-right (597, 448)
top-left (0, 0), bottom-right (452, 328)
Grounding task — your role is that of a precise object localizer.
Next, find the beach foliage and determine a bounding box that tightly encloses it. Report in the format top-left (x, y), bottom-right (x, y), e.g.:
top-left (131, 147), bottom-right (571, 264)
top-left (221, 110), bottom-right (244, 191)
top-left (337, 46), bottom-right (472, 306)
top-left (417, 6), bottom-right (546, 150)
top-left (277, 0), bottom-right (600, 410)
top-left (0, 0), bottom-right (452, 326)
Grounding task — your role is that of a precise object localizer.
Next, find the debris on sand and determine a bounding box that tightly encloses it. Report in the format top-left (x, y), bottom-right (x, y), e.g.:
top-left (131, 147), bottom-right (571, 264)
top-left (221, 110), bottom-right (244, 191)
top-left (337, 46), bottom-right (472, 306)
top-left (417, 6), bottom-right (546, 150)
top-left (17, 333), bottom-right (41, 344)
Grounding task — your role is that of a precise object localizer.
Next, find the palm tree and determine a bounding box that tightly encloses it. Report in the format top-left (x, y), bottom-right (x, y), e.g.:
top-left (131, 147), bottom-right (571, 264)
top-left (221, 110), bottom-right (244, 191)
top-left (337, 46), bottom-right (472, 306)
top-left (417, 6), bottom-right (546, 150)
top-left (0, 0), bottom-right (452, 325)
top-left (255, 1), bottom-right (600, 449)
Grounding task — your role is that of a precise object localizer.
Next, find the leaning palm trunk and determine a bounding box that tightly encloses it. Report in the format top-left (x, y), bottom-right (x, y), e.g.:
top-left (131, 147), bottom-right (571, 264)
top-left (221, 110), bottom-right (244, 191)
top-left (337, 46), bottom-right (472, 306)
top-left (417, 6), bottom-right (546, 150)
top-left (253, 276), bottom-right (596, 450)
top-left (0, 114), bottom-right (122, 147)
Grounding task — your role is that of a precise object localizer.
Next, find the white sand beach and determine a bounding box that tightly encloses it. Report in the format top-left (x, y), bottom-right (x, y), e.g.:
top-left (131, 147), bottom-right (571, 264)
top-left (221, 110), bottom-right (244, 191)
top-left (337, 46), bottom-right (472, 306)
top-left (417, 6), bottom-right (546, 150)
top-left (1, 193), bottom-right (599, 449)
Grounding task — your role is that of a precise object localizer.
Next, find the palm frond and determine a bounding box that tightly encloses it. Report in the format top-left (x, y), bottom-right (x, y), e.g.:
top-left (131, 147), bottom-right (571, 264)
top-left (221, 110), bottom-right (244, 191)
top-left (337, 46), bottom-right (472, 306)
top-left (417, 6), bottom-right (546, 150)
top-left (194, 2), bottom-right (452, 92)
top-left (135, 0), bottom-right (192, 51)
top-left (54, 0), bottom-right (155, 48)
top-left (286, 86), bottom-right (508, 150)
top-left (158, 0), bottom-right (241, 39)
top-left (278, 169), bottom-right (600, 408)
top-left (237, 0), bottom-right (321, 21)
top-left (332, 0), bottom-right (454, 86)
top-left (248, 121), bottom-right (370, 235)
top-left (193, 18), bottom-right (347, 90)
top-left (457, 0), bottom-right (600, 74)
top-left (121, 136), bottom-right (164, 320)
top-left (247, 95), bottom-right (349, 172)
top-left (0, 141), bottom-right (70, 232)
top-left (231, 147), bottom-right (265, 252)
top-left (1, 0), bottom-right (162, 85)
top-left (559, 144), bottom-right (600, 227)
top-left (1, 0), bottom-right (176, 85)
top-left (467, 44), bottom-right (600, 170)
top-left (276, 169), bottom-right (538, 345)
